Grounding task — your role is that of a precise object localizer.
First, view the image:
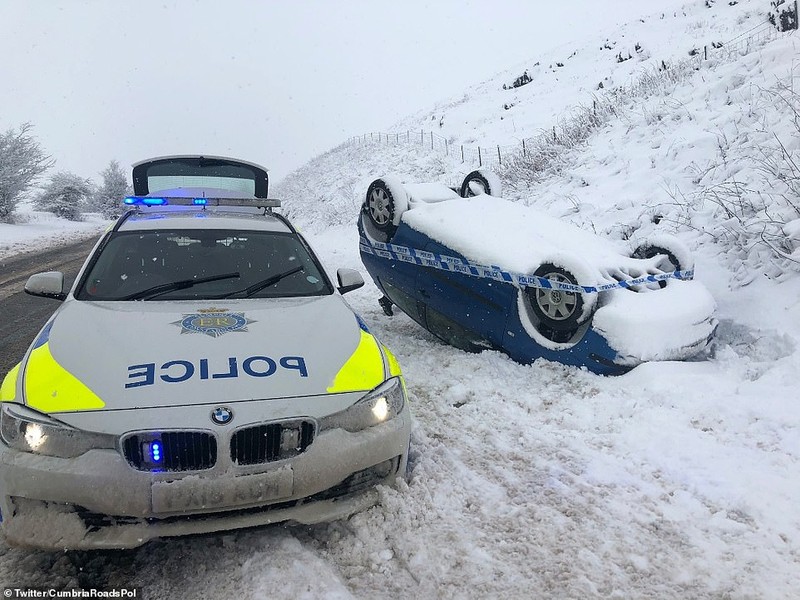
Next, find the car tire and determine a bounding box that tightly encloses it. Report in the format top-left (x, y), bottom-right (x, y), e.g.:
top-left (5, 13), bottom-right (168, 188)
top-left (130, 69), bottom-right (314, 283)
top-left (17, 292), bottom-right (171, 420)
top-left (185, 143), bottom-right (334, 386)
top-left (527, 263), bottom-right (591, 333)
top-left (364, 176), bottom-right (409, 235)
top-left (631, 235), bottom-right (693, 287)
top-left (460, 169), bottom-right (502, 198)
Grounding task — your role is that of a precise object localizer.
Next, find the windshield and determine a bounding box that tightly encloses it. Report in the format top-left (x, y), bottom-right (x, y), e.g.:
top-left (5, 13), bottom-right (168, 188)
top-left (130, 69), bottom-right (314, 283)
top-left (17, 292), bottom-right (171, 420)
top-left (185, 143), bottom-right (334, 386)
top-left (76, 229), bottom-right (332, 301)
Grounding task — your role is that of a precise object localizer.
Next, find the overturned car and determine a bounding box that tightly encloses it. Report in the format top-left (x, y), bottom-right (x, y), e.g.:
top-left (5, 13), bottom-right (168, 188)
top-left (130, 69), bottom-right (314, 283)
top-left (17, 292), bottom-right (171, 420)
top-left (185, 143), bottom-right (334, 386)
top-left (358, 170), bottom-right (717, 376)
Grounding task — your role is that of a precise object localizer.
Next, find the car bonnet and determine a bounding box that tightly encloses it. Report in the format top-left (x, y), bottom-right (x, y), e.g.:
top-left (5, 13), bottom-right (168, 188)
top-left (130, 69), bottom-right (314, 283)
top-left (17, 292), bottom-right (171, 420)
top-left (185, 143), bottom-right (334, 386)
top-left (14, 295), bottom-right (389, 414)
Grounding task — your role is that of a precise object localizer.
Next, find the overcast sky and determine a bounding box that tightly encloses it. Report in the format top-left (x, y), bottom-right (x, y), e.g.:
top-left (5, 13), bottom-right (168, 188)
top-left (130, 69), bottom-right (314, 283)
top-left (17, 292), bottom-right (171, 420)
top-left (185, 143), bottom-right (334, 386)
top-left (0, 0), bottom-right (684, 184)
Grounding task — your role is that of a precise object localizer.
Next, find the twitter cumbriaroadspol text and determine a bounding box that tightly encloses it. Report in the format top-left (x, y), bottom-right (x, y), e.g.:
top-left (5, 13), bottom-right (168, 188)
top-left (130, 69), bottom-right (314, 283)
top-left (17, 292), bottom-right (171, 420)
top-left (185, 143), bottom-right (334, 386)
top-left (3, 590), bottom-right (138, 599)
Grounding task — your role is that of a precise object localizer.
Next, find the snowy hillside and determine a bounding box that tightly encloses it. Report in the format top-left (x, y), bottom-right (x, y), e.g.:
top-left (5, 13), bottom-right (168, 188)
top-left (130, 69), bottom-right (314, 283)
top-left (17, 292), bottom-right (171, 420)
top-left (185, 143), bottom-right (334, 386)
top-left (2, 1), bottom-right (800, 598)
top-left (265, 1), bottom-right (800, 597)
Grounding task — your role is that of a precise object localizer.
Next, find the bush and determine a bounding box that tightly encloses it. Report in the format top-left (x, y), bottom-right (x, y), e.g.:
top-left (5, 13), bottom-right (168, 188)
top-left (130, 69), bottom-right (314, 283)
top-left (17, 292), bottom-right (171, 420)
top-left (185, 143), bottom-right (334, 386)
top-left (655, 80), bottom-right (800, 284)
top-left (768, 0), bottom-right (798, 32)
top-left (35, 171), bottom-right (93, 221)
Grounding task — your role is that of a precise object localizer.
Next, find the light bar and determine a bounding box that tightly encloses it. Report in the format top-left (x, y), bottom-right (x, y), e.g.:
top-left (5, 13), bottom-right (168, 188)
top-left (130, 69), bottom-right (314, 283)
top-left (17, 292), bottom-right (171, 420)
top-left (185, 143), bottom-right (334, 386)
top-left (123, 196), bottom-right (281, 208)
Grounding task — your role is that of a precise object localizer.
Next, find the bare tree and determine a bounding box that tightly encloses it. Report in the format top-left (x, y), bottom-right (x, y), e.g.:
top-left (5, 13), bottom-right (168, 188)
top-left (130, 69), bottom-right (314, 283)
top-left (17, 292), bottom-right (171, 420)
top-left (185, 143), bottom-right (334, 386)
top-left (0, 123), bottom-right (55, 221)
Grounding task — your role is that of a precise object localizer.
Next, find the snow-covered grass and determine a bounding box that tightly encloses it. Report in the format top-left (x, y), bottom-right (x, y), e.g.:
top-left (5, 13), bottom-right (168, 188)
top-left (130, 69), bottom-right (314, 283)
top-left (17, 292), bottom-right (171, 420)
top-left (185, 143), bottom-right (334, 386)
top-left (0, 204), bottom-right (108, 260)
top-left (2, 0), bottom-right (800, 597)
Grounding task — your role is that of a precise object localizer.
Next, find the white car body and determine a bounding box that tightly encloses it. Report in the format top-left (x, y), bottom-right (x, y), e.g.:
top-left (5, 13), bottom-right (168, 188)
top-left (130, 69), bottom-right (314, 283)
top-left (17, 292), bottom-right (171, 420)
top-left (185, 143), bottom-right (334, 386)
top-left (0, 157), bottom-right (411, 550)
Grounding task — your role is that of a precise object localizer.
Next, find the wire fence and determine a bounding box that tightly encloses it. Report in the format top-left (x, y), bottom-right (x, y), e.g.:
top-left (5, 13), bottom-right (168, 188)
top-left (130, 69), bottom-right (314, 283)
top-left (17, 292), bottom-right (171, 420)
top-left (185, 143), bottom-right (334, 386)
top-left (344, 11), bottom-right (797, 170)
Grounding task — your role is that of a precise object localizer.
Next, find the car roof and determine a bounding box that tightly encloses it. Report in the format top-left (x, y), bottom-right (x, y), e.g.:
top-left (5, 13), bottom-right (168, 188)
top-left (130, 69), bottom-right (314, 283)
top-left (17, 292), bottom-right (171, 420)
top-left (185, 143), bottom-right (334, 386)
top-left (117, 207), bottom-right (293, 234)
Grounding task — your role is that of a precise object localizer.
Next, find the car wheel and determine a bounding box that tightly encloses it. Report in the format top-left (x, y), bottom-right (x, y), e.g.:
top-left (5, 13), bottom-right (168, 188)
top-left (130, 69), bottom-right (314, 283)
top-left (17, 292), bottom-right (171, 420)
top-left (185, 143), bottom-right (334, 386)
top-left (460, 169), bottom-right (502, 198)
top-left (527, 263), bottom-right (589, 332)
top-left (632, 244), bottom-right (680, 271)
top-left (632, 236), bottom-right (692, 288)
top-left (364, 176), bottom-right (408, 235)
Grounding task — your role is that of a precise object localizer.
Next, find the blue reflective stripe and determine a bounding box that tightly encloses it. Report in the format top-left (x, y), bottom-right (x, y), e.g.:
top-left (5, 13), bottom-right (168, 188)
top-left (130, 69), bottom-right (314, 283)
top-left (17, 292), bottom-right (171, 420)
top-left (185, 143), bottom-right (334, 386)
top-left (32, 320), bottom-right (55, 350)
top-left (359, 237), bottom-right (694, 294)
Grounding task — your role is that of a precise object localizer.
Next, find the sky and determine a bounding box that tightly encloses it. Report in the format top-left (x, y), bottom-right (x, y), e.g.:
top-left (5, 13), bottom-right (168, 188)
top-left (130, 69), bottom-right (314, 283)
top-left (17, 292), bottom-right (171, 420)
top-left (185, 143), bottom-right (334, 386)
top-left (0, 0), bottom-right (688, 184)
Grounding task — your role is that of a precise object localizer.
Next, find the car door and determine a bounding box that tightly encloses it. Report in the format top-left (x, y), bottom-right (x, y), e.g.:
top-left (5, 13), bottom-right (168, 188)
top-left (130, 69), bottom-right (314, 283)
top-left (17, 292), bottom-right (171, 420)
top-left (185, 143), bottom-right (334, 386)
top-left (416, 237), bottom-right (511, 353)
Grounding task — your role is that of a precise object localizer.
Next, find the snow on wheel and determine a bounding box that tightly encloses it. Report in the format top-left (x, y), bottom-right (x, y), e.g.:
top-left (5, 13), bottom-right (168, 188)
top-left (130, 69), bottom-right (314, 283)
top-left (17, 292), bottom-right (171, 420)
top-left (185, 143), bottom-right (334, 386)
top-left (631, 234), bottom-right (694, 287)
top-left (364, 176), bottom-right (409, 235)
top-left (460, 169), bottom-right (502, 198)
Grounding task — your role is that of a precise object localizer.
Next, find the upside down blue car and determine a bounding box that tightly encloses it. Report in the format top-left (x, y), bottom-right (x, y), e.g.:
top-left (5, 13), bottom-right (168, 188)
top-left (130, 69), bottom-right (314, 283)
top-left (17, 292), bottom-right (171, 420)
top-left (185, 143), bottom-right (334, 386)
top-left (358, 170), bottom-right (717, 376)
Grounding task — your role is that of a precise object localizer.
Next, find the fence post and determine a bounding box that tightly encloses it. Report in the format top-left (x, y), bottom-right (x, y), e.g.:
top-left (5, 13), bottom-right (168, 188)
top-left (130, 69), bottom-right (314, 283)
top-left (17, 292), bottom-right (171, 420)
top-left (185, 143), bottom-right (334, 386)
top-left (445, 139), bottom-right (449, 156)
top-left (522, 139), bottom-right (527, 157)
top-left (704, 45), bottom-right (707, 60)
top-left (497, 146), bottom-right (502, 165)
top-left (461, 146), bottom-right (464, 163)
top-left (478, 146), bottom-right (482, 167)
top-left (430, 132), bottom-right (434, 150)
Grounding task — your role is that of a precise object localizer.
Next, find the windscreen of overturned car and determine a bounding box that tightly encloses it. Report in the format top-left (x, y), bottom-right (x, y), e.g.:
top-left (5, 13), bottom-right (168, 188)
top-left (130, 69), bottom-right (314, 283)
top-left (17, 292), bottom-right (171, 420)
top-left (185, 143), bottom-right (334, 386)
top-left (75, 230), bottom-right (333, 300)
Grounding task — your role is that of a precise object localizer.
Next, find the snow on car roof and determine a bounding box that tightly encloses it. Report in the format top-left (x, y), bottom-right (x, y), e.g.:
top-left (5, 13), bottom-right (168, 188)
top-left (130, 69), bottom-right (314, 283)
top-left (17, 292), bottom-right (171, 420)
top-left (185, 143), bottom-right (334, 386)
top-left (400, 195), bottom-right (633, 274)
top-left (119, 208), bottom-right (292, 233)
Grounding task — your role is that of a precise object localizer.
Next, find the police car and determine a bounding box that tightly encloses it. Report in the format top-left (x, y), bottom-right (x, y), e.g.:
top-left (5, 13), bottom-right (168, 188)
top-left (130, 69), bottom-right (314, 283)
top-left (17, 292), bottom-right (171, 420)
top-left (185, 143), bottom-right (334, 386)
top-left (0, 156), bottom-right (411, 550)
top-left (359, 173), bottom-right (717, 375)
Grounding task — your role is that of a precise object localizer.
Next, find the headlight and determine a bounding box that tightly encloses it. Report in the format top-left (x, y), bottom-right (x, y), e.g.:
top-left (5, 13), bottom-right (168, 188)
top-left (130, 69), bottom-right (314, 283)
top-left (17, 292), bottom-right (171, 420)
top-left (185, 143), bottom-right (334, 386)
top-left (0, 403), bottom-right (116, 458)
top-left (319, 377), bottom-right (406, 432)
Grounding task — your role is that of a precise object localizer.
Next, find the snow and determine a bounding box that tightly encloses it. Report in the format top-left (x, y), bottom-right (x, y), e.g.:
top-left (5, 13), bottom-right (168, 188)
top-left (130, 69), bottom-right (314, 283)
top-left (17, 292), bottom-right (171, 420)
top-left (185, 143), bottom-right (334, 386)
top-left (401, 195), bottom-right (637, 274)
top-left (0, 205), bottom-right (108, 260)
top-left (591, 280), bottom-right (717, 362)
top-left (3, 0), bottom-right (800, 597)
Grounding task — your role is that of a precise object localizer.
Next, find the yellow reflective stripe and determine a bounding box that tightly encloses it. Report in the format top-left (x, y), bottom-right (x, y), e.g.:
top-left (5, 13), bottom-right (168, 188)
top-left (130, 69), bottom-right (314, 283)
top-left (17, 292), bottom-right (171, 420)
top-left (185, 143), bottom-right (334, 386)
top-left (24, 342), bottom-right (105, 412)
top-left (1, 363), bottom-right (20, 402)
top-left (382, 344), bottom-right (403, 377)
top-left (327, 330), bottom-right (386, 393)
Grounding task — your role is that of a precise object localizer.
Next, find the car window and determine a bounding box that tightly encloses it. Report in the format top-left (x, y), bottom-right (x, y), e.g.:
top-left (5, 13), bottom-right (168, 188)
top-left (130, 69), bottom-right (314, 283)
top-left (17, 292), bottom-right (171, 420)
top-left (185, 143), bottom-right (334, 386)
top-left (76, 229), bottom-right (332, 300)
top-left (137, 159), bottom-right (264, 196)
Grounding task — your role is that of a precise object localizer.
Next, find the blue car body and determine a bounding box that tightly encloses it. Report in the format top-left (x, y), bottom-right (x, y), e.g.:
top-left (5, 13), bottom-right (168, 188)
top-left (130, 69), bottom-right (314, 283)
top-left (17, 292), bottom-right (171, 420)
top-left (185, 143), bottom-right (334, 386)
top-left (358, 216), bottom-right (631, 376)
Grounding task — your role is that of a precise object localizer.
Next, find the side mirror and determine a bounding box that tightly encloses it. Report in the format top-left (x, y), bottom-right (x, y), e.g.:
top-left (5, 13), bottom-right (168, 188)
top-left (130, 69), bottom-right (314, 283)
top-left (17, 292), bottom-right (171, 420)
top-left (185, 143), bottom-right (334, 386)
top-left (336, 268), bottom-right (364, 295)
top-left (24, 272), bottom-right (66, 301)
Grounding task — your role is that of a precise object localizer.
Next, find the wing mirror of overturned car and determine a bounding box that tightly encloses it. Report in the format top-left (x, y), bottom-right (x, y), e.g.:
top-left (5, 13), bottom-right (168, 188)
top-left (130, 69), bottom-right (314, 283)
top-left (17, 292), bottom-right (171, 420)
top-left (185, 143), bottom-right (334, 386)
top-left (336, 268), bottom-right (364, 295)
top-left (24, 271), bottom-right (67, 301)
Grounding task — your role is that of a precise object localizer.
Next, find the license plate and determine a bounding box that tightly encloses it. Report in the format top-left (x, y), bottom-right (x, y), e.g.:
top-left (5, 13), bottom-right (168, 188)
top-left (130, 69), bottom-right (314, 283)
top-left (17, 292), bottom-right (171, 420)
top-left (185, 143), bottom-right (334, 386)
top-left (151, 467), bottom-right (294, 513)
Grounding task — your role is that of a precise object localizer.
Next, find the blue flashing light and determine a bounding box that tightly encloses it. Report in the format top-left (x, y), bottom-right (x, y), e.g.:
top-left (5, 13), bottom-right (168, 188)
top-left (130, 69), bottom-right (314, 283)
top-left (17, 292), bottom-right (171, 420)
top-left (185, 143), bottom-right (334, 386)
top-left (151, 441), bottom-right (162, 463)
top-left (124, 196), bottom-right (167, 206)
top-left (193, 198), bottom-right (208, 205)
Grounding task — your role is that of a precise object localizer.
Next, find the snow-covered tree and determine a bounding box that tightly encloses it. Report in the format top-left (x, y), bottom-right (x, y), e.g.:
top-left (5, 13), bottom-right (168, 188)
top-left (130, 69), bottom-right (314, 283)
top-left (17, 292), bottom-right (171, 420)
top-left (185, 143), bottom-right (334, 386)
top-left (35, 171), bottom-right (93, 221)
top-left (0, 123), bottom-right (55, 221)
top-left (93, 159), bottom-right (130, 218)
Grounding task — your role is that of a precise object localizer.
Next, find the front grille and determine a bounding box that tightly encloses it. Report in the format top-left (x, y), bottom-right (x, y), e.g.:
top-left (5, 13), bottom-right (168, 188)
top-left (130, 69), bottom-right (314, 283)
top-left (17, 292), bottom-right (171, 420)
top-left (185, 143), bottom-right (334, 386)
top-left (122, 431), bottom-right (217, 472)
top-left (230, 420), bottom-right (315, 466)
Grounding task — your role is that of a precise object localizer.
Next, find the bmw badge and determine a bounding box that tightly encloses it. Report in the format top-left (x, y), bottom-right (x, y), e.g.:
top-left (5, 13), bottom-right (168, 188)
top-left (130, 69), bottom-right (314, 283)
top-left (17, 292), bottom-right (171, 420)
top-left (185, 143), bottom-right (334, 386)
top-left (211, 406), bottom-right (233, 425)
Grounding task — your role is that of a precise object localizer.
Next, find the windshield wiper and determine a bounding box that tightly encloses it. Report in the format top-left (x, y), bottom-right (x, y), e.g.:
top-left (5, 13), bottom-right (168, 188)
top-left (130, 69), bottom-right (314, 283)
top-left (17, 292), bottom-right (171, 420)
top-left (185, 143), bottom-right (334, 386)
top-left (218, 265), bottom-right (304, 299)
top-left (123, 272), bottom-right (241, 301)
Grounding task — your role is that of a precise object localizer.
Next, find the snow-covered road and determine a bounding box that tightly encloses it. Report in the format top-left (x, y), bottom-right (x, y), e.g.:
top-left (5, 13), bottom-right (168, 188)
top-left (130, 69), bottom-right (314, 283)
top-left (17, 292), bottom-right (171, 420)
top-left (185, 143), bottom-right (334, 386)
top-left (4, 224), bottom-right (797, 599)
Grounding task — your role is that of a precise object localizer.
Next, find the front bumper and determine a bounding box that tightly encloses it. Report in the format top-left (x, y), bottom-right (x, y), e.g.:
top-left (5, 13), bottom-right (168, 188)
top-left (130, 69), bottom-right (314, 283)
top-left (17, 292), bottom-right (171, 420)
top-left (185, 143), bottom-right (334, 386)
top-left (0, 410), bottom-right (411, 550)
top-left (591, 279), bottom-right (717, 365)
